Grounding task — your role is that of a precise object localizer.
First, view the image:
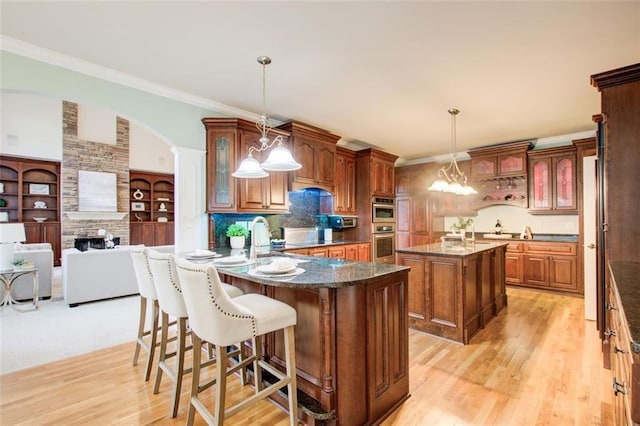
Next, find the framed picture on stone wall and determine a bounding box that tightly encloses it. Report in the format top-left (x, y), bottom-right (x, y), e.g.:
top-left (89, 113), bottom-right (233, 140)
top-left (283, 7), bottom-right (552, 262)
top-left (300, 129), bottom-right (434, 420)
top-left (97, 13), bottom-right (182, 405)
top-left (78, 170), bottom-right (117, 212)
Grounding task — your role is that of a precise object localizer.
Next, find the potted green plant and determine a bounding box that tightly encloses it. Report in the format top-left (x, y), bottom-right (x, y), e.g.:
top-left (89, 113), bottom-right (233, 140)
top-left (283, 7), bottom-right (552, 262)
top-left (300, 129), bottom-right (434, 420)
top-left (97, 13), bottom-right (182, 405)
top-left (226, 224), bottom-right (249, 249)
top-left (451, 217), bottom-right (474, 238)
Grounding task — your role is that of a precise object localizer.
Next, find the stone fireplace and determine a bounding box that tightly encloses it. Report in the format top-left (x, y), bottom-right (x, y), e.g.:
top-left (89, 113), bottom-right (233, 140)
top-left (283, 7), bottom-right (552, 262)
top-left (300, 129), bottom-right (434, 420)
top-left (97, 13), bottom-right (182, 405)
top-left (61, 101), bottom-right (130, 249)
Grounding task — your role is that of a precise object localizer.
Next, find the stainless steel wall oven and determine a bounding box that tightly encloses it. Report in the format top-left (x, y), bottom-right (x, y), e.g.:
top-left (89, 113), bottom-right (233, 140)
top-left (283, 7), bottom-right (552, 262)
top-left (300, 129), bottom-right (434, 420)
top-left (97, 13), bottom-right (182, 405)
top-left (372, 197), bottom-right (395, 222)
top-left (372, 223), bottom-right (395, 264)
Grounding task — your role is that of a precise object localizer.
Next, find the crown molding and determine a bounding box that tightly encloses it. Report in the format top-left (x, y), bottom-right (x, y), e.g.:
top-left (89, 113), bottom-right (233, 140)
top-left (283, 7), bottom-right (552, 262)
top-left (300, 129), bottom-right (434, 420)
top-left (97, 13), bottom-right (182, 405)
top-left (1, 35), bottom-right (260, 122)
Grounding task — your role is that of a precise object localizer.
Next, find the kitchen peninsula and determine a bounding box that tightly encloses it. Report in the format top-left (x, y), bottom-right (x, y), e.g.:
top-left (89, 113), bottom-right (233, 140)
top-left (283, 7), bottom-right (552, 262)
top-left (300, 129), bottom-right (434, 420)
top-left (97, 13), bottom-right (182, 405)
top-left (214, 253), bottom-right (410, 425)
top-left (396, 241), bottom-right (507, 344)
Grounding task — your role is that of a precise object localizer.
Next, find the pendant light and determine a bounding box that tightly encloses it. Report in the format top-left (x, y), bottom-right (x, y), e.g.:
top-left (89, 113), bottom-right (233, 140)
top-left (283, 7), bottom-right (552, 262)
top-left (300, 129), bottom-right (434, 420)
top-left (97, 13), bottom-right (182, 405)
top-left (428, 108), bottom-right (477, 195)
top-left (232, 56), bottom-right (301, 178)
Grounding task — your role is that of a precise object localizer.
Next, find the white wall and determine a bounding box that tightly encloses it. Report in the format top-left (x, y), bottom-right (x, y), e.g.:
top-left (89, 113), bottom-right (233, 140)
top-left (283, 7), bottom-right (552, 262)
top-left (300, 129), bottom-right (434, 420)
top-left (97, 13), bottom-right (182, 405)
top-left (129, 121), bottom-right (174, 173)
top-left (1, 92), bottom-right (62, 161)
top-left (444, 205), bottom-right (578, 235)
top-left (1, 91), bottom-right (173, 173)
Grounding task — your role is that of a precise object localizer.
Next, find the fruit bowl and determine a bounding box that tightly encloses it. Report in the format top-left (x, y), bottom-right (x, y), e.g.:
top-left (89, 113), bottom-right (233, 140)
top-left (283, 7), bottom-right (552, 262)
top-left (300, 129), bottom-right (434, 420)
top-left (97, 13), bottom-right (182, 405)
top-left (33, 217), bottom-right (48, 222)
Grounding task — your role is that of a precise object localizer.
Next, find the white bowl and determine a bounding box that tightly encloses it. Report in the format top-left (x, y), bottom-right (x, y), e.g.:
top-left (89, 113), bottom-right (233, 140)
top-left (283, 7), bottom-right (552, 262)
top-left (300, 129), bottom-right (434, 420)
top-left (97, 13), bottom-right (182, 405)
top-left (33, 217), bottom-right (48, 222)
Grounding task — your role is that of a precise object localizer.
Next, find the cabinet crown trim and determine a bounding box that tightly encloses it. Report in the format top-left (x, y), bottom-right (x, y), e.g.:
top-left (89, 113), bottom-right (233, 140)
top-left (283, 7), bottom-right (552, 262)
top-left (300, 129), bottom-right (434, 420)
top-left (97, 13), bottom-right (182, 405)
top-left (467, 140), bottom-right (534, 158)
top-left (591, 62), bottom-right (640, 90)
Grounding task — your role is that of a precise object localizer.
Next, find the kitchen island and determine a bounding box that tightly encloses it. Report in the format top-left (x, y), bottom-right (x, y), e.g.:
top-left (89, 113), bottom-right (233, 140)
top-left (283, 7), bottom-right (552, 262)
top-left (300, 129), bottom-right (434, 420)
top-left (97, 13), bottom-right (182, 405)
top-left (395, 242), bottom-right (508, 344)
top-left (213, 252), bottom-right (410, 426)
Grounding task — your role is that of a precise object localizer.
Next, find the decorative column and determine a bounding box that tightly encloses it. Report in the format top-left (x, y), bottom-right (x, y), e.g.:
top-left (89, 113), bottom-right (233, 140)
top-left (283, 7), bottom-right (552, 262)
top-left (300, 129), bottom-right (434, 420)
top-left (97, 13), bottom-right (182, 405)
top-left (171, 146), bottom-right (207, 253)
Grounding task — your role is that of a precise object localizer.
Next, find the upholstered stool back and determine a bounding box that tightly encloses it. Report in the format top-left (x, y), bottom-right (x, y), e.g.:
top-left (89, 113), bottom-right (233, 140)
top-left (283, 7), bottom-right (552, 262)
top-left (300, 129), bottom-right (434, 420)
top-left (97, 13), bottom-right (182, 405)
top-left (146, 248), bottom-right (187, 319)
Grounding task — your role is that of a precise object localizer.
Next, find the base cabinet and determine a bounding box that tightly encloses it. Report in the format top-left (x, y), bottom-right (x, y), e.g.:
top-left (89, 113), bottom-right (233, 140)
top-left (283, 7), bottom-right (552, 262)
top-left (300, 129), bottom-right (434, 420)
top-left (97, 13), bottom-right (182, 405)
top-left (287, 243), bottom-right (370, 262)
top-left (481, 240), bottom-right (580, 294)
top-left (396, 245), bottom-right (506, 344)
top-left (607, 262), bottom-right (640, 426)
top-left (24, 222), bottom-right (61, 266)
top-left (219, 270), bottom-right (409, 425)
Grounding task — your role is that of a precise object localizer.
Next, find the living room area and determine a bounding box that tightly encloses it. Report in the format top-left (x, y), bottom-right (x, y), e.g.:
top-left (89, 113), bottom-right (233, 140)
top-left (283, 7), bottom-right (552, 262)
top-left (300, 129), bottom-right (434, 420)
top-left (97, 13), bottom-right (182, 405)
top-left (1, 92), bottom-right (181, 304)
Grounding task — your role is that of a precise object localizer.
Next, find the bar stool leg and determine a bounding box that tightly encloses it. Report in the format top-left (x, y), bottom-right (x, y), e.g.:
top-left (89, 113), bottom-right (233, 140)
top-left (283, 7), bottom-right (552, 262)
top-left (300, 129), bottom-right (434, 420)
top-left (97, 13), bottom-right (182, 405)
top-left (132, 296), bottom-right (147, 367)
top-left (169, 317), bottom-right (187, 418)
top-left (144, 300), bottom-right (160, 381)
top-left (214, 345), bottom-right (228, 426)
top-left (187, 334), bottom-right (202, 426)
top-left (153, 311), bottom-right (170, 394)
top-left (284, 326), bottom-right (298, 426)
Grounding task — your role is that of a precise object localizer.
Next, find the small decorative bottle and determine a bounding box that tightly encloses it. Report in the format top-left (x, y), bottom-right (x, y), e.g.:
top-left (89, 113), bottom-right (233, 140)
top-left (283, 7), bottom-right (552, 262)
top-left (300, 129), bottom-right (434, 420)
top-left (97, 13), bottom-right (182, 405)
top-left (494, 220), bottom-right (503, 235)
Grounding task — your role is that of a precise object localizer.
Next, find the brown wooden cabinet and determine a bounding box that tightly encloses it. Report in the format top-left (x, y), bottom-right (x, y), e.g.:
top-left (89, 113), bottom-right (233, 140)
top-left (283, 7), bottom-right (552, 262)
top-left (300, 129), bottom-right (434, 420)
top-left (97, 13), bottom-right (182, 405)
top-left (0, 156), bottom-right (61, 265)
top-left (356, 148), bottom-right (399, 243)
top-left (277, 121), bottom-right (340, 193)
top-left (202, 118), bottom-right (291, 213)
top-left (606, 262), bottom-right (640, 425)
top-left (396, 244), bottom-right (506, 344)
top-left (219, 267), bottom-right (409, 425)
top-left (522, 241), bottom-right (578, 292)
top-left (396, 196), bottom-right (443, 249)
top-left (129, 171), bottom-right (174, 246)
top-left (334, 147), bottom-right (357, 215)
top-left (528, 146), bottom-right (578, 214)
top-left (467, 141), bottom-right (533, 208)
top-left (372, 156), bottom-right (396, 197)
top-left (504, 242), bottom-right (524, 285)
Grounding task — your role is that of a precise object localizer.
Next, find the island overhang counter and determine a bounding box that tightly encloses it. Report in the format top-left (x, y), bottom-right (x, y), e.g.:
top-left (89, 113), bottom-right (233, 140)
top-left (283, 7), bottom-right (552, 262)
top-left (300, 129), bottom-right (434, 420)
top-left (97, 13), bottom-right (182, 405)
top-left (395, 242), bottom-right (508, 344)
top-left (213, 253), bottom-right (410, 426)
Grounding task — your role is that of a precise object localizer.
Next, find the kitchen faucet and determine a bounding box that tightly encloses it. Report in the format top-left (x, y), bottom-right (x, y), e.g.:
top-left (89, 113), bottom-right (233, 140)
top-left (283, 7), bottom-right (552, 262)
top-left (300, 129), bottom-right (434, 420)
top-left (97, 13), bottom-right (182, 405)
top-left (249, 216), bottom-right (271, 261)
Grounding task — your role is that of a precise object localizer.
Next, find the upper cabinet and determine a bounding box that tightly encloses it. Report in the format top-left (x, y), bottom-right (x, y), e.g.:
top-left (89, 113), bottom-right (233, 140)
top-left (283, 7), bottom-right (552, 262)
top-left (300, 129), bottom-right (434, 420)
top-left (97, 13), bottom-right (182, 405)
top-left (0, 155), bottom-right (61, 265)
top-left (202, 118), bottom-right (291, 213)
top-left (468, 140), bottom-right (534, 208)
top-left (334, 147), bottom-right (357, 215)
top-left (356, 148), bottom-right (397, 199)
top-left (277, 121), bottom-right (340, 193)
top-left (527, 145), bottom-right (577, 214)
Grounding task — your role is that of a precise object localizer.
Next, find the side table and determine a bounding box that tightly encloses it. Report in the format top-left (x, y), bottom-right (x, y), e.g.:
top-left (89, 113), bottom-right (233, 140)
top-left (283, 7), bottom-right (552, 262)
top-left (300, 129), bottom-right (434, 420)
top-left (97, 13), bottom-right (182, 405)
top-left (0, 264), bottom-right (39, 312)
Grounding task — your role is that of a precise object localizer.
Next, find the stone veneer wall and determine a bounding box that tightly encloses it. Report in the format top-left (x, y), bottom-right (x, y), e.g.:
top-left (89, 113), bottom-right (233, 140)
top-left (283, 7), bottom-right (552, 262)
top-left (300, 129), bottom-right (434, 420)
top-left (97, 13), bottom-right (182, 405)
top-left (62, 101), bottom-right (130, 249)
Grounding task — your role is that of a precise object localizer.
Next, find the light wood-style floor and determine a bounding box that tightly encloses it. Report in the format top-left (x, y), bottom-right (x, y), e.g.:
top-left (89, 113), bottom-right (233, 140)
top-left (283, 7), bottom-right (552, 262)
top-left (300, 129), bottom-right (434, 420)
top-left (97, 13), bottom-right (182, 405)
top-left (0, 287), bottom-right (613, 425)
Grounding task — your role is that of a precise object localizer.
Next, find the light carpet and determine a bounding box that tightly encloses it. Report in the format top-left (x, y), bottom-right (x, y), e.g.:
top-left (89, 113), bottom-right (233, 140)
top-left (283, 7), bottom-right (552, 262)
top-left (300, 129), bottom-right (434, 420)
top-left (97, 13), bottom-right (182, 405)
top-left (0, 295), bottom-right (141, 375)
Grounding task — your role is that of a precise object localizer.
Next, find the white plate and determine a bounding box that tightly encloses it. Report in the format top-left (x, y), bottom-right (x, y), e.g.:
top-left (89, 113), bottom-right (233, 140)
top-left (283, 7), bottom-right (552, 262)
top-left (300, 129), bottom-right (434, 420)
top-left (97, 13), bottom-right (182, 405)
top-left (33, 217), bottom-right (48, 222)
top-left (215, 256), bottom-right (249, 265)
top-left (248, 267), bottom-right (305, 279)
top-left (185, 250), bottom-right (217, 259)
top-left (254, 263), bottom-right (297, 275)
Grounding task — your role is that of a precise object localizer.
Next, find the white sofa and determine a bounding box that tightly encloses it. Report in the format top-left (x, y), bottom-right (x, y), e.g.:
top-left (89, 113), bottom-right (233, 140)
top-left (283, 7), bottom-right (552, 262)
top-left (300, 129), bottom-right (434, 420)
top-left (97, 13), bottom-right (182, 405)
top-left (62, 245), bottom-right (174, 306)
top-left (6, 243), bottom-right (54, 301)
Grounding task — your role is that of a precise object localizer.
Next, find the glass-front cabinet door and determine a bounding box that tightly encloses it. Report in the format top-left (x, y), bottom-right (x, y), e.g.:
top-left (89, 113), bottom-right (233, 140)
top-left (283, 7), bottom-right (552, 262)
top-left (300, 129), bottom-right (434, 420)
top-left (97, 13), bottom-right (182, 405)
top-left (528, 147), bottom-right (577, 214)
top-left (206, 129), bottom-right (236, 211)
top-left (553, 155), bottom-right (576, 210)
top-left (498, 153), bottom-right (527, 176)
top-left (471, 157), bottom-right (497, 179)
top-left (530, 158), bottom-right (551, 210)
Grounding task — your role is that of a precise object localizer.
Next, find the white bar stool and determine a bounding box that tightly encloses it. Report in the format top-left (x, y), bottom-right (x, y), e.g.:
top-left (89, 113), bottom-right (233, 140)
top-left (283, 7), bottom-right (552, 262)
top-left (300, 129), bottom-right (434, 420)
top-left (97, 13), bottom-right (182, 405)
top-left (146, 249), bottom-right (244, 418)
top-left (175, 258), bottom-right (299, 426)
top-left (130, 246), bottom-right (161, 382)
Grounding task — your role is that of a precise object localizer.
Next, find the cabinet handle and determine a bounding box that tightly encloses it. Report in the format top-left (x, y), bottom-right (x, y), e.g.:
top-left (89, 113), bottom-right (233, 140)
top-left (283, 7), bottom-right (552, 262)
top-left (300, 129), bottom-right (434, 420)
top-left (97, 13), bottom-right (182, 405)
top-left (614, 346), bottom-right (626, 354)
top-left (613, 377), bottom-right (626, 396)
top-left (604, 328), bottom-right (617, 337)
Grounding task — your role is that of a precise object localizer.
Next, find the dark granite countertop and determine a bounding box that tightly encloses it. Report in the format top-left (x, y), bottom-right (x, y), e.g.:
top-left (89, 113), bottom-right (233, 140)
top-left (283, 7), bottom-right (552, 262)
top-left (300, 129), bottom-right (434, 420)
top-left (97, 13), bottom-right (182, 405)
top-left (395, 241), bottom-right (508, 258)
top-left (476, 233), bottom-right (578, 243)
top-left (192, 248), bottom-right (408, 289)
top-left (608, 261), bottom-right (640, 354)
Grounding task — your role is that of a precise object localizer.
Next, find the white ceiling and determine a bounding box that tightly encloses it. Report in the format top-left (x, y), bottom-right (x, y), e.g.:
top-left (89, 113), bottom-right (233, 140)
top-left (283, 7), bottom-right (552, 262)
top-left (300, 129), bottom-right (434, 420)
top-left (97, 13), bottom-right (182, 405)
top-left (1, 1), bottom-right (638, 163)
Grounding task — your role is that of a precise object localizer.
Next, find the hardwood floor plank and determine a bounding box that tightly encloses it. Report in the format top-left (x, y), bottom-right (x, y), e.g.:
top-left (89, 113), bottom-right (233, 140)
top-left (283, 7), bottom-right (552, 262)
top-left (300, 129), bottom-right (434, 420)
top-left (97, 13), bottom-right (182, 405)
top-left (0, 287), bottom-right (612, 425)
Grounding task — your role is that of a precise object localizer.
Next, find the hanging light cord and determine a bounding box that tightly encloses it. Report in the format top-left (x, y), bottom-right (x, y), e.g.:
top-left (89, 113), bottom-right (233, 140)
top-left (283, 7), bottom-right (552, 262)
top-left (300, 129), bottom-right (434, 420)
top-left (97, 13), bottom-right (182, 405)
top-left (248, 56), bottom-right (283, 157)
top-left (436, 108), bottom-right (468, 185)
